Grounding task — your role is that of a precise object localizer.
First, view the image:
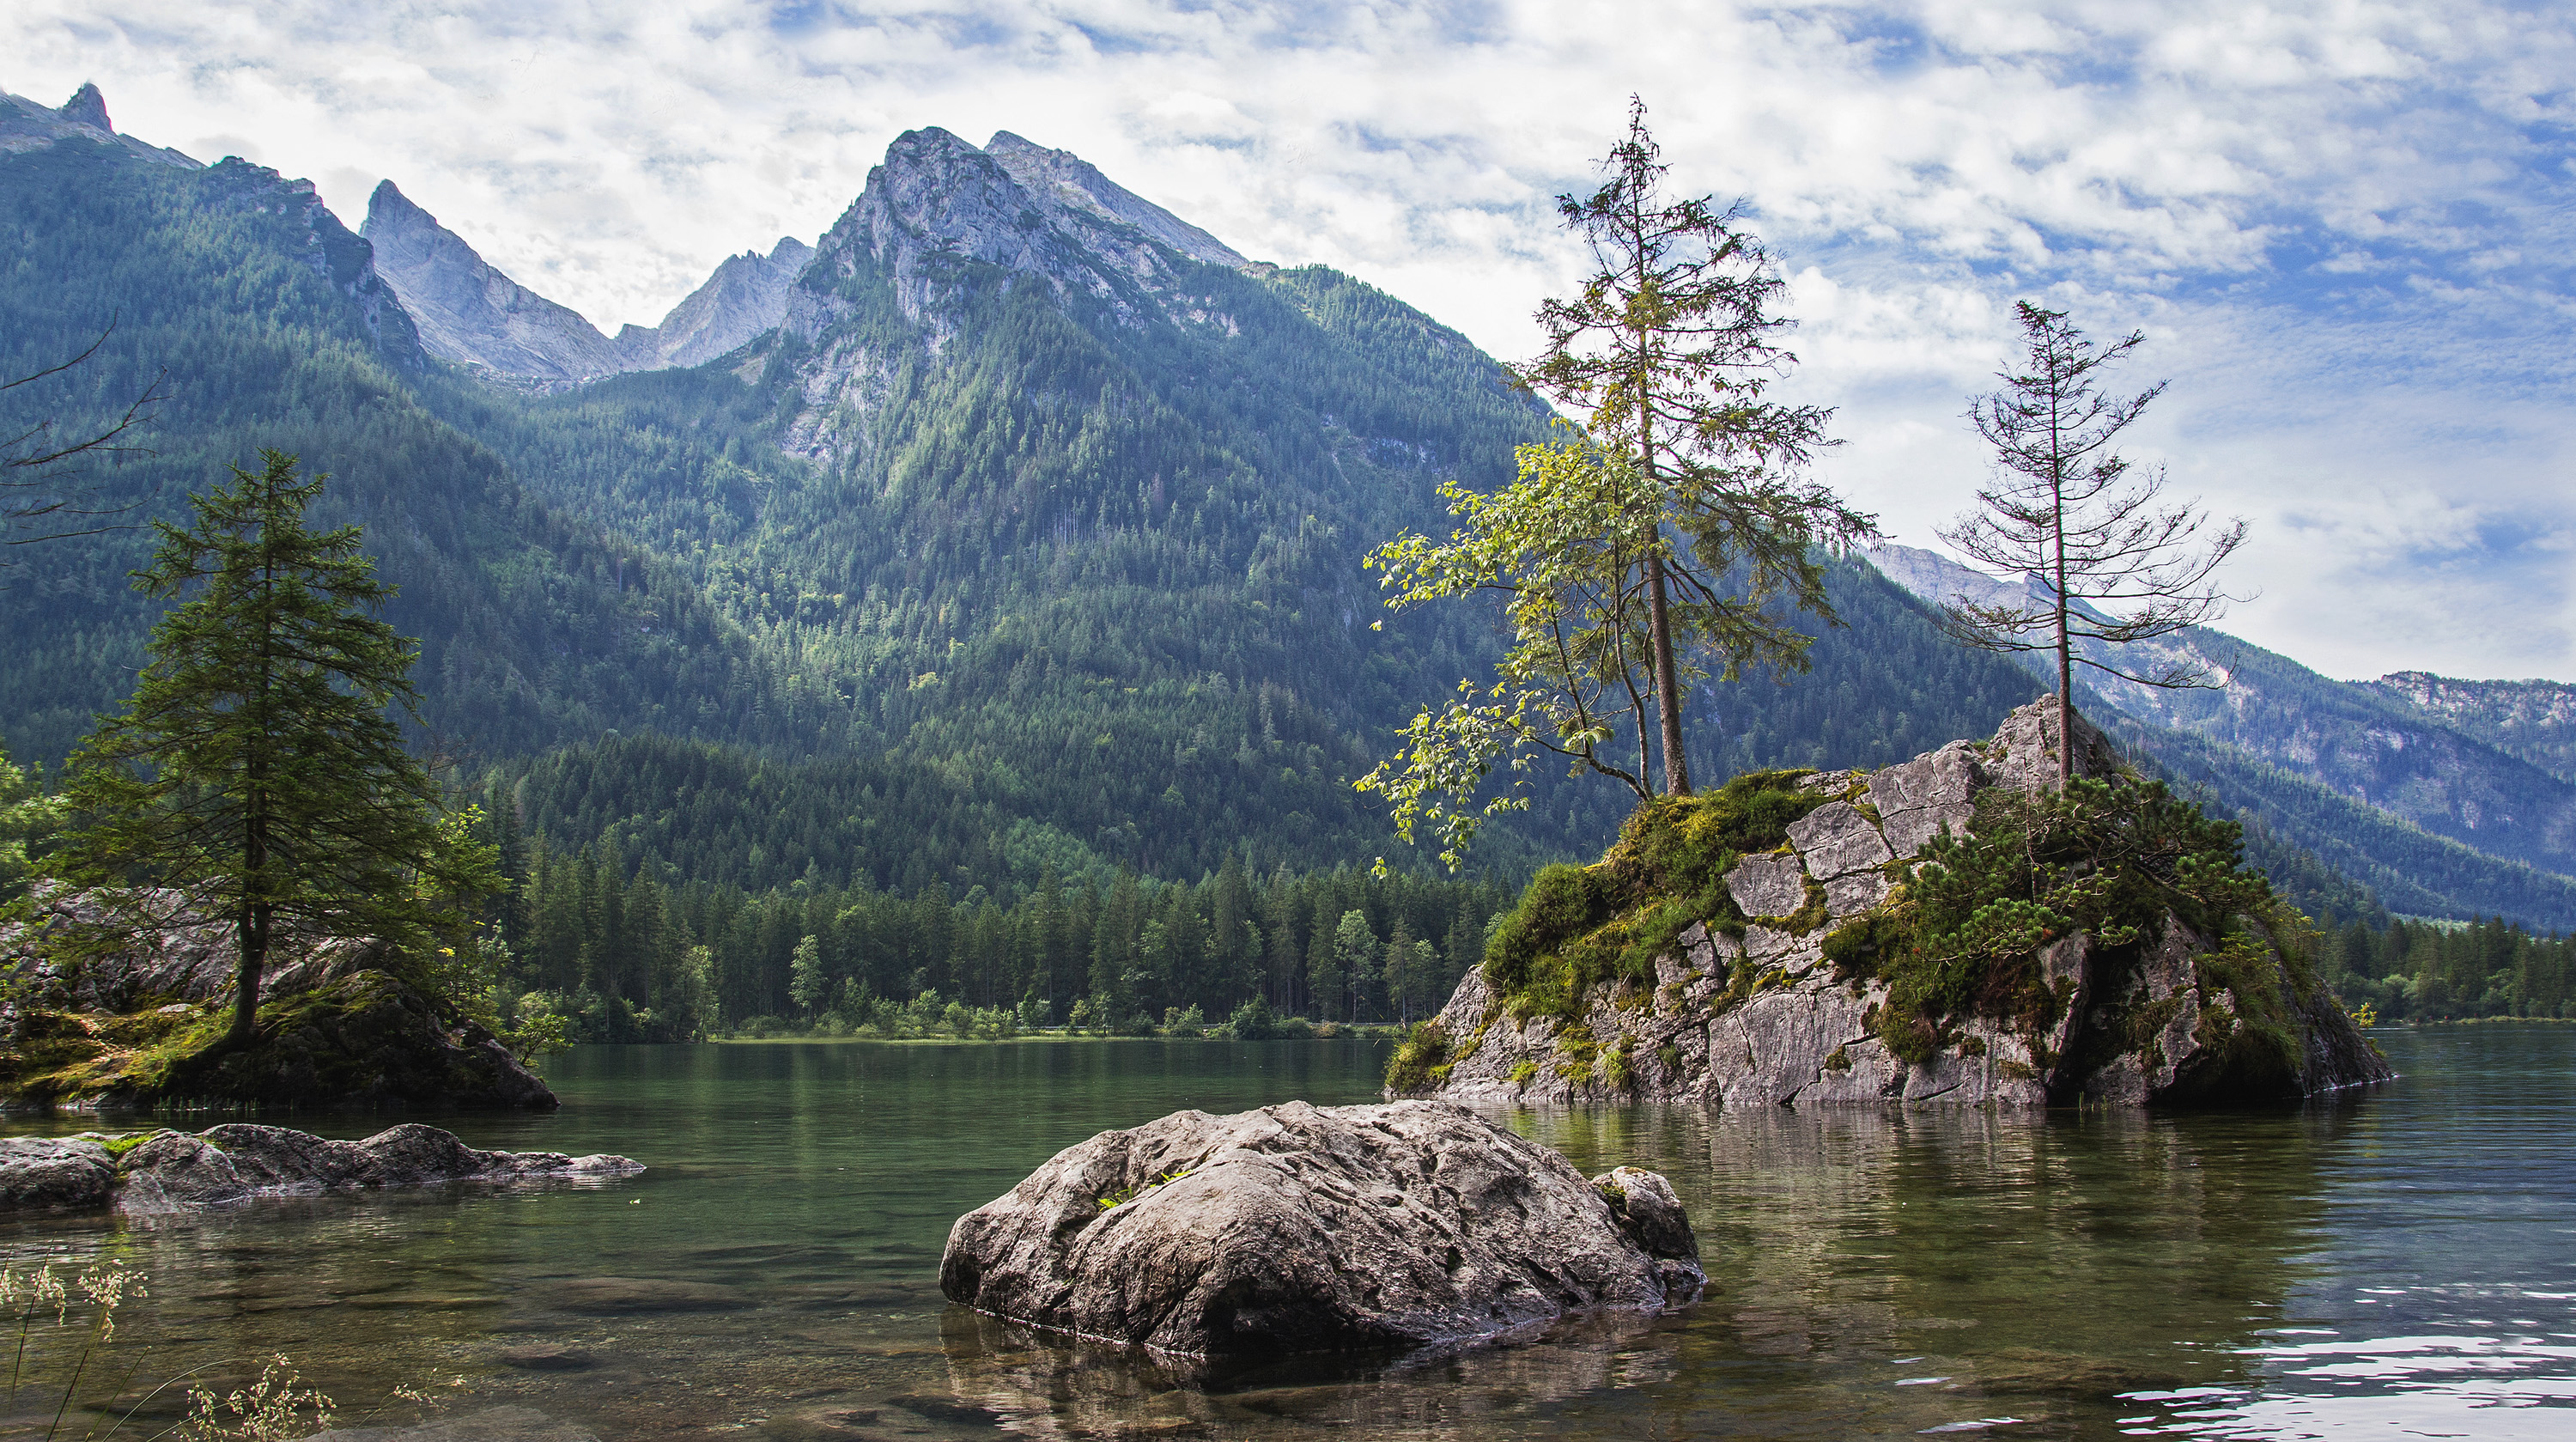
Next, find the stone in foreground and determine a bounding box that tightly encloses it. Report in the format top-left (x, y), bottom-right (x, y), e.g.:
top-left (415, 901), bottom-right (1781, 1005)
top-left (0, 1123), bottom-right (641, 1215)
top-left (939, 1100), bottom-right (1701, 1357)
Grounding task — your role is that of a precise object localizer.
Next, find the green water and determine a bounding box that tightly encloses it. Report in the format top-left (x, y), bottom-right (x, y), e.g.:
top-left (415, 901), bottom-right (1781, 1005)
top-left (2, 1028), bottom-right (2571, 1439)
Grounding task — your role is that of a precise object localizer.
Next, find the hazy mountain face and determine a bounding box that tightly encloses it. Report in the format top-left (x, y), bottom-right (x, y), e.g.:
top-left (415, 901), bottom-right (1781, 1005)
top-left (2366, 673), bottom-right (2576, 786)
top-left (612, 236), bottom-right (813, 370)
top-left (361, 186), bottom-right (818, 387)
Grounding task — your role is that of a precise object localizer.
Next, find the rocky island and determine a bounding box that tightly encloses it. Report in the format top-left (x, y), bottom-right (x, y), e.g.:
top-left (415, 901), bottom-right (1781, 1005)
top-left (0, 889), bottom-right (556, 1110)
top-left (1396, 702), bottom-right (2393, 1108)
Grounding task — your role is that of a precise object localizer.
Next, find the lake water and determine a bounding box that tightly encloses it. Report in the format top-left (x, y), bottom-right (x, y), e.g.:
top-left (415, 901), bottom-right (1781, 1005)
top-left (3, 1026), bottom-right (2571, 1440)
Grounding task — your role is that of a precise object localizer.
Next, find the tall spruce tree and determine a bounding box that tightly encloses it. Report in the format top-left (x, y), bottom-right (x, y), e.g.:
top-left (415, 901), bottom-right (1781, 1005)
top-left (1937, 302), bottom-right (2247, 786)
top-left (1361, 99), bottom-right (1870, 866)
top-left (52, 452), bottom-right (496, 1046)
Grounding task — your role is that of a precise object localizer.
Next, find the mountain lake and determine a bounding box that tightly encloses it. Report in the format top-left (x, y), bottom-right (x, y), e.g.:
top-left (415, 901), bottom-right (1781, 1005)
top-left (0, 1025), bottom-right (2569, 1440)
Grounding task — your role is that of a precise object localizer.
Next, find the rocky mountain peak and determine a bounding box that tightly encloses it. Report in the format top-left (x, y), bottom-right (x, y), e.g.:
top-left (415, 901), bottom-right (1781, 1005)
top-left (800, 125), bottom-right (1249, 333)
top-left (0, 85), bottom-right (195, 169)
top-left (983, 130), bottom-right (1247, 268)
top-left (615, 234), bottom-right (814, 370)
top-left (362, 179), bottom-right (626, 388)
top-left (57, 82), bottom-right (111, 133)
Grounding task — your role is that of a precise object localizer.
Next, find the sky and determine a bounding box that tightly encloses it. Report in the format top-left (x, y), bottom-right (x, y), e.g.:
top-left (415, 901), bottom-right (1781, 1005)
top-left (6, 0), bottom-right (2573, 684)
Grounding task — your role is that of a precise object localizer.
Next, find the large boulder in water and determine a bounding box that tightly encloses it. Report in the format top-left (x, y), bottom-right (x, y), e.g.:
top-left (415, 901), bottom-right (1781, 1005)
top-left (939, 1099), bottom-right (1702, 1357)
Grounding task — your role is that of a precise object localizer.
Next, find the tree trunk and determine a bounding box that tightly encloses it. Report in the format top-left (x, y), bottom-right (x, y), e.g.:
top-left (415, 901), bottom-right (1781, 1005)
top-left (230, 898), bottom-right (269, 1047)
top-left (2052, 435), bottom-right (2075, 790)
top-left (1647, 553), bottom-right (1689, 796)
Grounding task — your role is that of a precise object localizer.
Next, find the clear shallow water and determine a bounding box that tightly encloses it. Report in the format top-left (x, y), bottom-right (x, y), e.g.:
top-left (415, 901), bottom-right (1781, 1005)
top-left (0, 1027), bottom-right (2567, 1440)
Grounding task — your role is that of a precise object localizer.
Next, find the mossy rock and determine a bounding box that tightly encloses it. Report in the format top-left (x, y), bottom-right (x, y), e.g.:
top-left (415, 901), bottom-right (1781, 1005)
top-left (3, 971), bottom-right (554, 1110)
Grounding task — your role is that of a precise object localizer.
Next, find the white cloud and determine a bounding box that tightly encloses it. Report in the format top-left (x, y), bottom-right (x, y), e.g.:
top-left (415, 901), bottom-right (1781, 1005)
top-left (4, 0), bottom-right (2571, 679)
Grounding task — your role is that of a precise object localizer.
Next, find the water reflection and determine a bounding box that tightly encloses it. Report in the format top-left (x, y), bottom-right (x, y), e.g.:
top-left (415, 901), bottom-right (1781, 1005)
top-left (0, 1031), bottom-right (2563, 1439)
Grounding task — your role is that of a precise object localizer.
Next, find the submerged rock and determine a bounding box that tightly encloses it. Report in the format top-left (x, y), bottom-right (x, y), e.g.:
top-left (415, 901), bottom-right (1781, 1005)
top-left (939, 1099), bottom-right (1701, 1357)
top-left (537, 1276), bottom-right (753, 1313)
top-left (1416, 701), bottom-right (2394, 1110)
top-left (0, 1122), bottom-right (640, 1216)
top-left (312, 1406), bottom-right (601, 1442)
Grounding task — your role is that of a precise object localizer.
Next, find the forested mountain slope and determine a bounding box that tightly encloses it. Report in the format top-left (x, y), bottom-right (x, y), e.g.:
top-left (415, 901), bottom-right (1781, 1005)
top-left (458, 126), bottom-right (2053, 887)
top-left (0, 97), bottom-right (2049, 891)
top-left (0, 93), bottom-right (794, 764)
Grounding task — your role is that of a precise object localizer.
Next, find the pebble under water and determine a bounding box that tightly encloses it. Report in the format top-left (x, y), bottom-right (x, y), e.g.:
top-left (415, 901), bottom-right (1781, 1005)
top-left (1, 1025), bottom-right (2570, 1439)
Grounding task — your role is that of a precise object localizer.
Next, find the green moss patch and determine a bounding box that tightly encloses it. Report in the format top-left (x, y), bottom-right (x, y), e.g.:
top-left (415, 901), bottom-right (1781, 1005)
top-left (1383, 1020), bottom-right (1452, 1092)
top-left (1482, 770), bottom-right (1828, 1021)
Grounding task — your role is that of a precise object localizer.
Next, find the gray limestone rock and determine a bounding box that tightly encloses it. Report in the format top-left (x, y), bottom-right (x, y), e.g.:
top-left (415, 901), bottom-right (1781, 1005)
top-left (96, 1123), bottom-right (641, 1216)
top-left (0, 83), bottom-right (200, 169)
top-left (612, 236), bottom-right (814, 370)
top-left (939, 1100), bottom-right (1701, 1357)
top-left (0, 1136), bottom-right (115, 1213)
top-left (984, 131), bottom-right (1248, 268)
top-left (1726, 852), bottom-right (1809, 920)
top-left (1787, 801), bottom-right (1893, 878)
top-left (363, 181), bottom-right (628, 387)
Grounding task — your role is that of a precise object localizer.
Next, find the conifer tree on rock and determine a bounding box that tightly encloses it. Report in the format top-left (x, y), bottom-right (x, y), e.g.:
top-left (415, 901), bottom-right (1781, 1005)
top-left (1362, 99), bottom-right (1871, 867)
top-left (52, 451), bottom-right (498, 1048)
top-left (1938, 302), bottom-right (2247, 787)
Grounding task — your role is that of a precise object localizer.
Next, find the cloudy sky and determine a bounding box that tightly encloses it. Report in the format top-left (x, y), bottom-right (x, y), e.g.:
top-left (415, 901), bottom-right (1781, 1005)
top-left (8, 1), bottom-right (2573, 682)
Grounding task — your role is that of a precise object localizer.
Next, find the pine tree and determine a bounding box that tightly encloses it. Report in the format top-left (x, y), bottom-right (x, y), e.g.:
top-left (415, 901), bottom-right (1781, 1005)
top-left (1937, 302), bottom-right (2246, 786)
top-left (52, 452), bottom-right (498, 1047)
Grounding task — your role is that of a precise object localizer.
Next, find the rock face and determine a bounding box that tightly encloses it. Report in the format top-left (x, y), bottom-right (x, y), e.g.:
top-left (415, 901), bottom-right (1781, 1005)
top-left (0, 1123), bottom-right (640, 1216)
top-left (939, 1099), bottom-right (1701, 1357)
top-left (611, 236), bottom-right (813, 370)
top-left (0, 83), bottom-right (201, 169)
top-left (1, 888), bottom-right (557, 1110)
top-left (983, 131), bottom-right (1247, 268)
top-left (1421, 701), bottom-right (2395, 1110)
top-left (769, 126), bottom-right (1263, 465)
top-left (362, 180), bottom-right (630, 387)
top-left (362, 180), bottom-right (822, 387)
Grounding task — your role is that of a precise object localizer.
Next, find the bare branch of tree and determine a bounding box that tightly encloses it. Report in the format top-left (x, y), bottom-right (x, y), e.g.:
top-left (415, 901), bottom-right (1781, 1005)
top-left (3, 318), bottom-right (166, 561)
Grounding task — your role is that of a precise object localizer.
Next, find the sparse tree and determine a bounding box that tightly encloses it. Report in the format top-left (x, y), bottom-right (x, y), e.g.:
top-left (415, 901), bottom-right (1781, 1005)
top-left (788, 934), bottom-right (827, 1018)
top-left (50, 452), bottom-right (499, 1047)
top-left (1937, 302), bottom-right (2248, 786)
top-left (1334, 909), bottom-right (1378, 1023)
top-left (1360, 100), bottom-right (1870, 867)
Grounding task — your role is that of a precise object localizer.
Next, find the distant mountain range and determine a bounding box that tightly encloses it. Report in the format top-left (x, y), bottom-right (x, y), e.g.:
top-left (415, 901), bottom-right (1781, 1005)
top-left (5, 79), bottom-right (2573, 931)
top-left (361, 180), bottom-right (812, 386)
top-left (1872, 544), bottom-right (2576, 925)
